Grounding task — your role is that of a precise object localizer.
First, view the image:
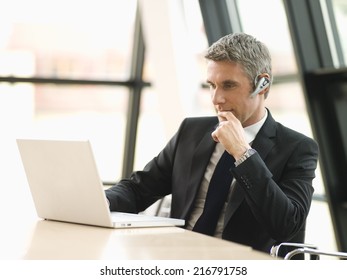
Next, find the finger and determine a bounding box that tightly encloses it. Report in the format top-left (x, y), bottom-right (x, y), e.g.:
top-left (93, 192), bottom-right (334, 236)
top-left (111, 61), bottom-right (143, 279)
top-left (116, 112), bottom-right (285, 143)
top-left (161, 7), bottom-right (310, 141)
top-left (211, 130), bottom-right (219, 143)
top-left (217, 111), bottom-right (235, 121)
top-left (214, 121), bottom-right (226, 129)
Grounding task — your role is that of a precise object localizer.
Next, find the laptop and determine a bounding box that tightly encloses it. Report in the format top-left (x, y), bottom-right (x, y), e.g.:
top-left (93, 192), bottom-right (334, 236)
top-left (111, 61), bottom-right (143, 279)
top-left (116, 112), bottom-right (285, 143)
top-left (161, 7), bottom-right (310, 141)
top-left (16, 139), bottom-right (185, 229)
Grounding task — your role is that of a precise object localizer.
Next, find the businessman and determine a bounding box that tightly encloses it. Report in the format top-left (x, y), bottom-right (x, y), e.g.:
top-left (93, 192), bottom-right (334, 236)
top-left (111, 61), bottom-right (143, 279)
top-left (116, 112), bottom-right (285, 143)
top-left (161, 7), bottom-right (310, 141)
top-left (105, 33), bottom-right (319, 256)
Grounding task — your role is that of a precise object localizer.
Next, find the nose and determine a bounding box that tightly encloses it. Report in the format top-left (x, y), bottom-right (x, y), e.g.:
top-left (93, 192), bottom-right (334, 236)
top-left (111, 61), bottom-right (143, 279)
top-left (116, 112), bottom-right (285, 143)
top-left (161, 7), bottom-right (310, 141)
top-left (211, 88), bottom-right (225, 105)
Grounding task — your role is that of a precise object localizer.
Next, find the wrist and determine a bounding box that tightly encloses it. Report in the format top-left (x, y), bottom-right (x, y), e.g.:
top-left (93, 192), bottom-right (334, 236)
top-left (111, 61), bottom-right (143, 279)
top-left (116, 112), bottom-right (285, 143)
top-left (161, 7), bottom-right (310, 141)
top-left (234, 148), bottom-right (257, 167)
top-left (233, 144), bottom-right (252, 161)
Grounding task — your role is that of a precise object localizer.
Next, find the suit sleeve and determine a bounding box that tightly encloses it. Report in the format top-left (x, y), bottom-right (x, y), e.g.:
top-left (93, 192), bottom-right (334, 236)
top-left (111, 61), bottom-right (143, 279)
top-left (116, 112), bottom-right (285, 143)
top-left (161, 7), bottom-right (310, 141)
top-left (230, 136), bottom-right (319, 240)
top-left (105, 120), bottom-right (185, 213)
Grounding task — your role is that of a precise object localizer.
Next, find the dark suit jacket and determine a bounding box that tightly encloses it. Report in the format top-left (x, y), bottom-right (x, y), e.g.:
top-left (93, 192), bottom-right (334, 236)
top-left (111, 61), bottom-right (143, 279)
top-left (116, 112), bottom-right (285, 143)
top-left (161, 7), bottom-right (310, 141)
top-left (106, 110), bottom-right (319, 255)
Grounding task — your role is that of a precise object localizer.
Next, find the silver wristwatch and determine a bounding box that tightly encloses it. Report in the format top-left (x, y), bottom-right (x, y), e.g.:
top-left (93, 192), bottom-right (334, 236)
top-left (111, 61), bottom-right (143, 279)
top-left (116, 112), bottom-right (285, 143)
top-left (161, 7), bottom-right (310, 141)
top-left (234, 148), bottom-right (256, 167)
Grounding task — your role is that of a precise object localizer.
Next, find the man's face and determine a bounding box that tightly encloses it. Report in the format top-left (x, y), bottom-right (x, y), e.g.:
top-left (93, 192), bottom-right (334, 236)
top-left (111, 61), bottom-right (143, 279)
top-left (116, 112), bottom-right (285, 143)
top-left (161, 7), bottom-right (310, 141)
top-left (206, 60), bottom-right (265, 127)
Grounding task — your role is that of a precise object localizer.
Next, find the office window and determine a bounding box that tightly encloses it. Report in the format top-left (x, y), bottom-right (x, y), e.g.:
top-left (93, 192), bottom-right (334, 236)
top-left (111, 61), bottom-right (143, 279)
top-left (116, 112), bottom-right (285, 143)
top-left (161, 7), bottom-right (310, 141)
top-left (0, 0), bottom-right (136, 80)
top-left (331, 0), bottom-right (347, 65)
top-left (181, 0), bottom-right (217, 117)
top-left (133, 0), bottom-right (210, 171)
top-left (0, 0), bottom-right (137, 181)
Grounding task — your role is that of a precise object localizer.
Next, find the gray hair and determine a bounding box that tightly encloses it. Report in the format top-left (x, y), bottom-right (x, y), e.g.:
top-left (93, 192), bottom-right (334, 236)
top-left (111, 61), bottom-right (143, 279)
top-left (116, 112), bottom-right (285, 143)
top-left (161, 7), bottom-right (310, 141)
top-left (205, 33), bottom-right (272, 97)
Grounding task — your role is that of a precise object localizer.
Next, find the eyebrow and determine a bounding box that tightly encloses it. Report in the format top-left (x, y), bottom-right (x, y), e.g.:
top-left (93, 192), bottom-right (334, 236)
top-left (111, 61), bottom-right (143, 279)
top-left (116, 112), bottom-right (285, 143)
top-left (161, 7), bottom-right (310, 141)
top-left (222, 80), bottom-right (238, 86)
top-left (206, 79), bottom-right (239, 86)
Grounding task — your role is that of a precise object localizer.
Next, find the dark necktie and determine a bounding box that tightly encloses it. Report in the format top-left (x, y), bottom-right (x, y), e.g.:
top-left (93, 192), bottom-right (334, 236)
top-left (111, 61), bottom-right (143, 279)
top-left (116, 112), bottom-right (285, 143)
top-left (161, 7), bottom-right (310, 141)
top-left (193, 151), bottom-right (235, 235)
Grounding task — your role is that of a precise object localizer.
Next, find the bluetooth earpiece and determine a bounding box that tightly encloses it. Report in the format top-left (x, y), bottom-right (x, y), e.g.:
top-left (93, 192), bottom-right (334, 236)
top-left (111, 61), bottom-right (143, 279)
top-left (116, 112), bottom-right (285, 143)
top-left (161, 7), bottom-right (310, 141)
top-left (250, 76), bottom-right (270, 97)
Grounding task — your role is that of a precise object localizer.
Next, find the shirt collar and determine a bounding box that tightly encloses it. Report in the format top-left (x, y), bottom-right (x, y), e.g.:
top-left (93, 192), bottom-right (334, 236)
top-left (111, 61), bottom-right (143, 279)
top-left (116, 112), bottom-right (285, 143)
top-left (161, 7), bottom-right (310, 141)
top-left (244, 109), bottom-right (268, 144)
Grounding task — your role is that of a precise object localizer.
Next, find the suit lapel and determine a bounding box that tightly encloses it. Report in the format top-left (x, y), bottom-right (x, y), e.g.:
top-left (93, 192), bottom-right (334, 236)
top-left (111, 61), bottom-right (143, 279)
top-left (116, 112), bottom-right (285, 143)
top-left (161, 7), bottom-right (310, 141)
top-left (224, 110), bottom-right (277, 228)
top-left (251, 112), bottom-right (277, 160)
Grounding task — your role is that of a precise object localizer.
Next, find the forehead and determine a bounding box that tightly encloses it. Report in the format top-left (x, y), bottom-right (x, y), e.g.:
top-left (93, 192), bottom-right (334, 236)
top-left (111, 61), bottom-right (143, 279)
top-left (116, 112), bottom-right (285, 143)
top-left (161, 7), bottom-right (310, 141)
top-left (206, 60), bottom-right (248, 82)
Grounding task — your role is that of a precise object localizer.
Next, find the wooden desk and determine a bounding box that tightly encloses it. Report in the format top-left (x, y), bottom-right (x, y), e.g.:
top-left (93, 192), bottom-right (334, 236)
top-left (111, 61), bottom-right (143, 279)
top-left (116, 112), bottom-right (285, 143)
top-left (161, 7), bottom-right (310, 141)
top-left (0, 218), bottom-right (274, 260)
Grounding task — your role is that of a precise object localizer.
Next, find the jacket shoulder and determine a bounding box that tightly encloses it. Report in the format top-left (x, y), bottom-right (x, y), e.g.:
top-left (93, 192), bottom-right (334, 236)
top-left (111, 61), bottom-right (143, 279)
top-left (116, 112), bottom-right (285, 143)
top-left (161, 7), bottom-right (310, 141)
top-left (276, 122), bottom-right (317, 145)
top-left (176, 117), bottom-right (218, 145)
top-left (180, 116), bottom-right (218, 128)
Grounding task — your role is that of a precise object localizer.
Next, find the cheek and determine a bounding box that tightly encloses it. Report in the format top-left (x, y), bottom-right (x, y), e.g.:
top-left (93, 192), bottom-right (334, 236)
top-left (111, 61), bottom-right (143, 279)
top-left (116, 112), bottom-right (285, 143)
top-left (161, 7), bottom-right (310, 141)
top-left (233, 99), bottom-right (254, 120)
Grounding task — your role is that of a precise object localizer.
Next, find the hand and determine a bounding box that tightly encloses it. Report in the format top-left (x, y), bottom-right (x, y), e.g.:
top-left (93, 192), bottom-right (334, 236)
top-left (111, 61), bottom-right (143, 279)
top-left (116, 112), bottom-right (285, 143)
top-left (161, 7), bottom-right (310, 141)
top-left (211, 111), bottom-right (251, 160)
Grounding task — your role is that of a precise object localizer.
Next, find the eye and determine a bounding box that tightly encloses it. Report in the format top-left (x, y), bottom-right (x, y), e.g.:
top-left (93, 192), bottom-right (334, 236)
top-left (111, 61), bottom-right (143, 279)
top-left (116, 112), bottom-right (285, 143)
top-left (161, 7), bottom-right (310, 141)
top-left (223, 82), bottom-right (236, 90)
top-left (223, 83), bottom-right (232, 89)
